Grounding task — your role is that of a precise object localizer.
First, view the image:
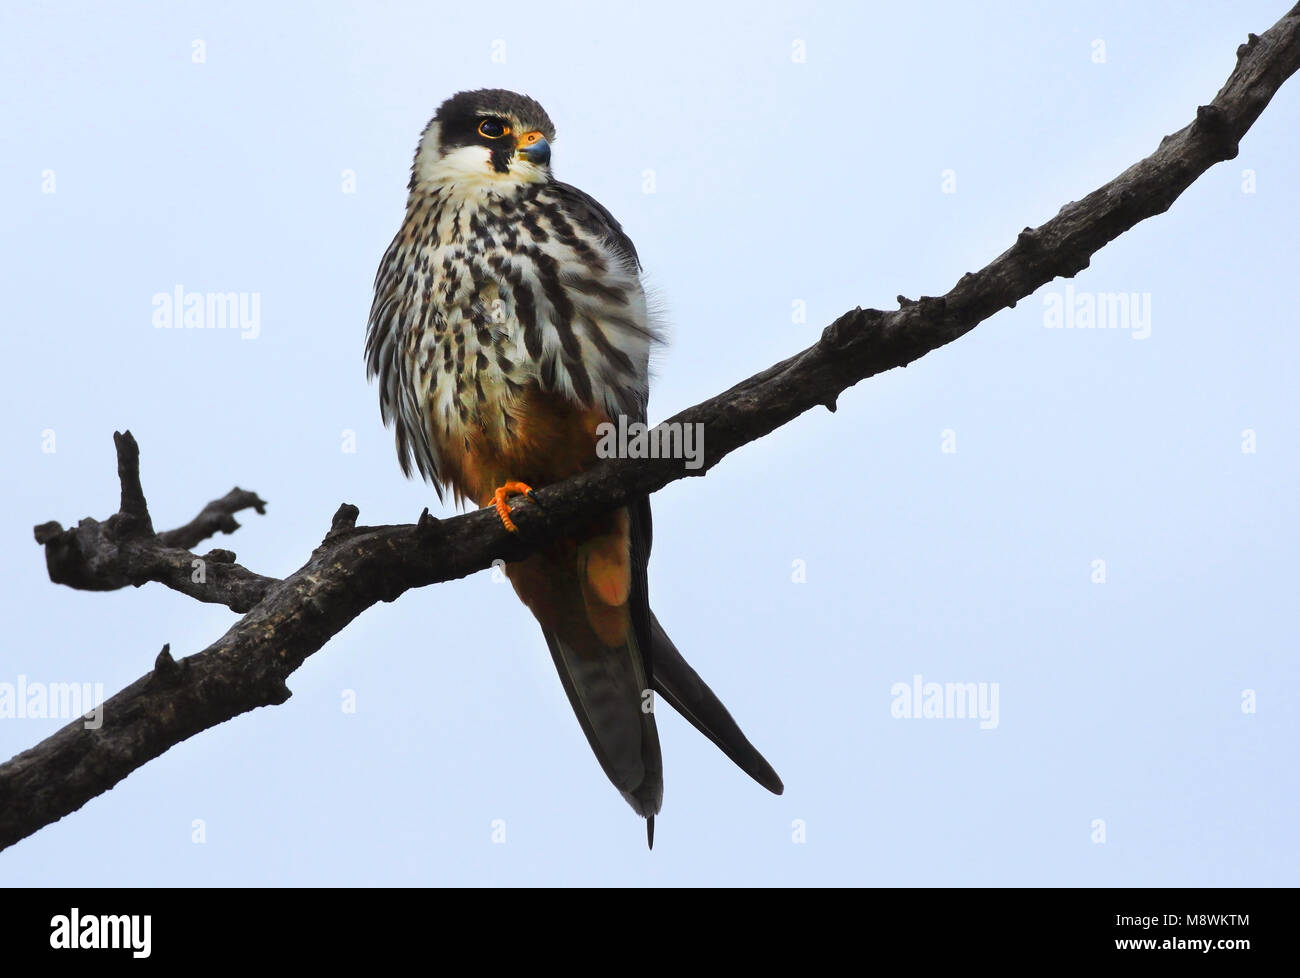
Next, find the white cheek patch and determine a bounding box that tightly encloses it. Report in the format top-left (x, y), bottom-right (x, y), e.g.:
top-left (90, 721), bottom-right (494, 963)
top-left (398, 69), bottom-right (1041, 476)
top-left (415, 144), bottom-right (499, 186)
top-left (414, 142), bottom-right (549, 191)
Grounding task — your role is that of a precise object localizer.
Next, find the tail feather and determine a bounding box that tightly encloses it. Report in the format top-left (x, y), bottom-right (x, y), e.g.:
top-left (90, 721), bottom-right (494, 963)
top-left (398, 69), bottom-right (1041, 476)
top-left (508, 492), bottom-right (779, 833)
top-left (509, 503), bottom-right (662, 820)
top-left (542, 626), bottom-right (663, 816)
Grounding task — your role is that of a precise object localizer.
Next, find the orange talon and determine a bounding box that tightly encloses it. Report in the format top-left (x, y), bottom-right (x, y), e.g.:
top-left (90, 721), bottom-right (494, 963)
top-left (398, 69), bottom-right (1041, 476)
top-left (490, 480), bottom-right (536, 533)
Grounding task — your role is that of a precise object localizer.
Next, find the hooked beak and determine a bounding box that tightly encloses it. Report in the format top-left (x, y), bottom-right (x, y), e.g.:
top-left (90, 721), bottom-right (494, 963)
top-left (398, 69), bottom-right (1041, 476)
top-left (517, 130), bottom-right (550, 167)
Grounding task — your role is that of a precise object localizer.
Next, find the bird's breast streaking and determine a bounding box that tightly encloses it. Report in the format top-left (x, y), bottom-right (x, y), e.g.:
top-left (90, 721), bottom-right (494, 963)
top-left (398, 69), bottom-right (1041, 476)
top-left (368, 175), bottom-right (652, 505)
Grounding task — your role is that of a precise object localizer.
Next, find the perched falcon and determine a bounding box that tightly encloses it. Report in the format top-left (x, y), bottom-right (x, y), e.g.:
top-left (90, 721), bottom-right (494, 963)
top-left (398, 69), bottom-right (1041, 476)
top-left (366, 89), bottom-right (782, 844)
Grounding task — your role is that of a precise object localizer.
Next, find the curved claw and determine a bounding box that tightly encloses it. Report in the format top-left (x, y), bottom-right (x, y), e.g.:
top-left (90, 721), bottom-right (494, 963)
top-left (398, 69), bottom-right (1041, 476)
top-left (490, 481), bottom-right (536, 533)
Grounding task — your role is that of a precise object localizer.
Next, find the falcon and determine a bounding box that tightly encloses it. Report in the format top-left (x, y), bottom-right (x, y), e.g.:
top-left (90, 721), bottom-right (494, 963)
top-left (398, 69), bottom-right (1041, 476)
top-left (366, 89), bottom-right (782, 844)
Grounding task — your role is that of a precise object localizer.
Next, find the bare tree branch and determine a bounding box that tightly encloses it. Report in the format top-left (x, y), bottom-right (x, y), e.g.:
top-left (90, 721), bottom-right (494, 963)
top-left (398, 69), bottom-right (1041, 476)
top-left (157, 487), bottom-right (268, 551)
top-left (32, 432), bottom-right (273, 611)
top-left (5, 5), bottom-right (1299, 852)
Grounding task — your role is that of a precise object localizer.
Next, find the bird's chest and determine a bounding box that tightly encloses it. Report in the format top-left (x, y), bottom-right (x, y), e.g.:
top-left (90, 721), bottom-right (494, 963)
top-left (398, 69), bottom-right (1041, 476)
top-left (401, 204), bottom-right (605, 501)
top-left (399, 199), bottom-right (533, 437)
top-left (375, 186), bottom-right (649, 503)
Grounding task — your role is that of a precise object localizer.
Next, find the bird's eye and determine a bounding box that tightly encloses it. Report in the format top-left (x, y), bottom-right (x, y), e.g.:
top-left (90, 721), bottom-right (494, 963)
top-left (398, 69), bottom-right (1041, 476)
top-left (478, 119), bottom-right (510, 139)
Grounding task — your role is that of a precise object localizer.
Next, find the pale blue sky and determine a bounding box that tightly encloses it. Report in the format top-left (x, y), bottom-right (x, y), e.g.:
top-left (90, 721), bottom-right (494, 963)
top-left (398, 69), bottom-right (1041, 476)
top-left (2, 0), bottom-right (1296, 885)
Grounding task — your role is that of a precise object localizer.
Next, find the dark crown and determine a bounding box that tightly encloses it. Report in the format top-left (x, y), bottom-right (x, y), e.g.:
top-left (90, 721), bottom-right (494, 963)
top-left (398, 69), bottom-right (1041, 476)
top-left (434, 89), bottom-right (556, 142)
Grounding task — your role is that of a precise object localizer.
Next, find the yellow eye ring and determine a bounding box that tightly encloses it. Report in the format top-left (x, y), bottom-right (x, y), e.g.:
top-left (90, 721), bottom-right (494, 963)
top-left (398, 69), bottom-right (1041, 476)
top-left (478, 119), bottom-right (511, 139)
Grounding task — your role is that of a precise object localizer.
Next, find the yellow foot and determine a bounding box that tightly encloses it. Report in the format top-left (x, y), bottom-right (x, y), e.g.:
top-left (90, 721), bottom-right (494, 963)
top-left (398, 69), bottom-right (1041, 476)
top-left (489, 481), bottom-right (537, 533)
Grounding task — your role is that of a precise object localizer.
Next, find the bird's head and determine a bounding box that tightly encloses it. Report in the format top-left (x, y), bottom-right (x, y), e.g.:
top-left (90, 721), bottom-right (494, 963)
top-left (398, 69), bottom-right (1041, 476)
top-left (411, 89), bottom-right (556, 191)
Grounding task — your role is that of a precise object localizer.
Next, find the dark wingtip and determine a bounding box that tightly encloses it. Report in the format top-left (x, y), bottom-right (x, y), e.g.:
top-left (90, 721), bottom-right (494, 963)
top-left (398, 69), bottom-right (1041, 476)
top-left (646, 816), bottom-right (655, 850)
top-left (755, 764), bottom-right (785, 796)
top-left (650, 613), bottom-right (787, 798)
